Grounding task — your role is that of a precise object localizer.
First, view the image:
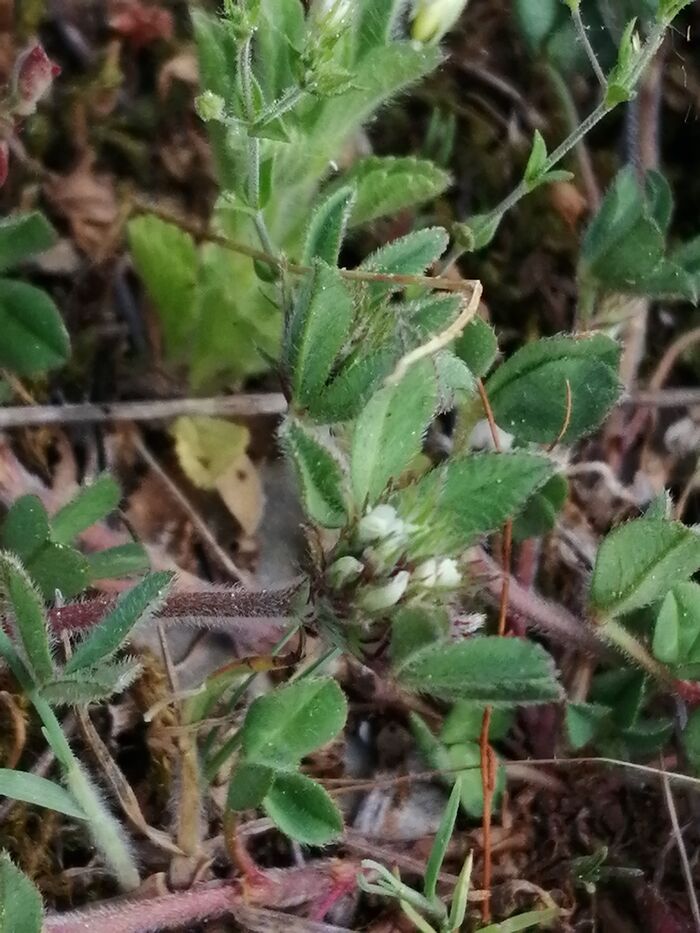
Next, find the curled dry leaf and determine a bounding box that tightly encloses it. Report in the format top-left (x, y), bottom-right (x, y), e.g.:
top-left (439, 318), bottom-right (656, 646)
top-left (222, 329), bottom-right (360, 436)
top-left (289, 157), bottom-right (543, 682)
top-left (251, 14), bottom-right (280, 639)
top-left (44, 155), bottom-right (119, 259)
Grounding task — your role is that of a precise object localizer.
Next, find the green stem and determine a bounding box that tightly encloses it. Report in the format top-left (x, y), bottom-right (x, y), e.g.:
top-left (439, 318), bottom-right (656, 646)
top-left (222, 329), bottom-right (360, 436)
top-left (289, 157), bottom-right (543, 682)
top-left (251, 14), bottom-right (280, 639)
top-left (0, 631), bottom-right (139, 889)
top-left (597, 617), bottom-right (674, 687)
top-left (570, 3), bottom-right (606, 89)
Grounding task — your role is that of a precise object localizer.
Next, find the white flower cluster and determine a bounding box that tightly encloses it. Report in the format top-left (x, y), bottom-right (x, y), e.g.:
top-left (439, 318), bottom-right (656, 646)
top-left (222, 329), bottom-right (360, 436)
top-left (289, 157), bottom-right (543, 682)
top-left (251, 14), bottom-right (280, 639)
top-left (326, 504), bottom-right (462, 615)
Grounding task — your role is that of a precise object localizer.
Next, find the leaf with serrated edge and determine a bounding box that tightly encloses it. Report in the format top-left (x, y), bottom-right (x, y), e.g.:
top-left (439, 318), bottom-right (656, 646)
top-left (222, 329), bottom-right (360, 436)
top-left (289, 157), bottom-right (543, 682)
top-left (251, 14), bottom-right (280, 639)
top-left (263, 771), bottom-right (343, 845)
top-left (281, 419), bottom-right (348, 528)
top-left (396, 636), bottom-right (562, 705)
top-left (351, 358), bottom-right (437, 505)
top-left (590, 519), bottom-right (700, 620)
top-left (0, 769), bottom-right (85, 819)
top-left (65, 572), bottom-right (173, 673)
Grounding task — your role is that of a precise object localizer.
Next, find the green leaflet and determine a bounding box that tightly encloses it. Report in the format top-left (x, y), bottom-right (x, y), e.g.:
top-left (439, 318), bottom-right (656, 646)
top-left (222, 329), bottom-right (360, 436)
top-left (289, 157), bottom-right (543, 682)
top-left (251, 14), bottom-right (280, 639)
top-left (308, 348), bottom-right (396, 423)
top-left (396, 637), bottom-right (562, 705)
top-left (0, 212), bottom-right (57, 273)
top-left (281, 419), bottom-right (349, 528)
top-left (351, 358), bottom-right (437, 506)
top-left (454, 316), bottom-right (498, 377)
top-left (239, 677), bottom-right (347, 769)
top-left (0, 553), bottom-right (54, 685)
top-left (652, 582), bottom-right (700, 666)
top-left (227, 762), bottom-right (275, 811)
top-left (50, 474), bottom-right (121, 545)
top-left (302, 186), bottom-right (356, 265)
top-left (359, 226), bottom-right (449, 296)
top-left (395, 451), bottom-right (553, 557)
top-left (286, 261), bottom-right (354, 407)
top-left (337, 156), bottom-right (451, 226)
top-left (0, 279), bottom-right (69, 376)
top-left (65, 572), bottom-right (173, 673)
top-left (0, 854), bottom-right (43, 933)
top-left (485, 333), bottom-right (621, 444)
top-left (128, 215), bottom-right (200, 360)
top-left (39, 659), bottom-right (143, 705)
top-left (590, 519), bottom-right (700, 620)
top-left (263, 771), bottom-right (343, 846)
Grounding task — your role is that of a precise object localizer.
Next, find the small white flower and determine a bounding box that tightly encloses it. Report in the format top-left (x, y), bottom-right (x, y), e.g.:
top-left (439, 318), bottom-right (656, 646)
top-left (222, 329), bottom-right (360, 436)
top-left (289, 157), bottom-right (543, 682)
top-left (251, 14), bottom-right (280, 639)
top-left (435, 558), bottom-right (461, 588)
top-left (327, 555), bottom-right (363, 588)
top-left (411, 0), bottom-right (470, 43)
top-left (359, 571), bottom-right (410, 612)
top-left (358, 505), bottom-right (405, 544)
top-left (413, 558), bottom-right (439, 587)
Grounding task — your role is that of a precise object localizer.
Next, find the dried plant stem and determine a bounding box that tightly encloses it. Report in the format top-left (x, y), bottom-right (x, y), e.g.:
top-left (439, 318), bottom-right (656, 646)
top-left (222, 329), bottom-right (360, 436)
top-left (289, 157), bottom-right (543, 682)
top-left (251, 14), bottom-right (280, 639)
top-left (0, 394), bottom-right (288, 429)
top-left (386, 282), bottom-right (482, 384)
top-left (129, 199), bottom-right (480, 298)
top-left (660, 764), bottom-right (700, 931)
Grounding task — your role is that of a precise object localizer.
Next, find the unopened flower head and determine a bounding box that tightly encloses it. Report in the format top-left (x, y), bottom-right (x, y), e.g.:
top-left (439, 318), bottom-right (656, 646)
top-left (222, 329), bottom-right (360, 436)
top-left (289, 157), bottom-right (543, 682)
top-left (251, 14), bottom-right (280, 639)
top-left (195, 91), bottom-right (226, 123)
top-left (414, 557), bottom-right (461, 589)
top-left (327, 555), bottom-right (363, 588)
top-left (359, 570), bottom-right (410, 613)
top-left (13, 43), bottom-right (61, 117)
top-left (311, 0), bottom-right (351, 30)
top-left (357, 504), bottom-right (407, 544)
top-left (411, 0), bottom-right (469, 43)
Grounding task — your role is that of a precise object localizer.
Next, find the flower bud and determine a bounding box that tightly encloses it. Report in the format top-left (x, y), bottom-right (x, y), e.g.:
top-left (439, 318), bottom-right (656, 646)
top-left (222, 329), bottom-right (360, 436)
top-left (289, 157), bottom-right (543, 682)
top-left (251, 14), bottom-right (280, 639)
top-left (195, 91), bottom-right (226, 123)
top-left (359, 571), bottom-right (409, 612)
top-left (327, 555), bottom-right (363, 588)
top-left (13, 43), bottom-right (61, 117)
top-left (357, 504), bottom-right (405, 544)
top-left (311, 0), bottom-right (351, 30)
top-left (0, 141), bottom-right (9, 189)
top-left (411, 0), bottom-right (469, 43)
top-left (435, 557), bottom-right (461, 588)
top-left (413, 558), bottom-right (438, 588)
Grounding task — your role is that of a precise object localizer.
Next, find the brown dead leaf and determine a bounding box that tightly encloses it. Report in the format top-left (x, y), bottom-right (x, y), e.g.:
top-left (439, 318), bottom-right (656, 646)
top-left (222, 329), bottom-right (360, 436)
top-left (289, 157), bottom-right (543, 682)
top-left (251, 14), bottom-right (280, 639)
top-left (549, 180), bottom-right (588, 231)
top-left (44, 154), bottom-right (120, 259)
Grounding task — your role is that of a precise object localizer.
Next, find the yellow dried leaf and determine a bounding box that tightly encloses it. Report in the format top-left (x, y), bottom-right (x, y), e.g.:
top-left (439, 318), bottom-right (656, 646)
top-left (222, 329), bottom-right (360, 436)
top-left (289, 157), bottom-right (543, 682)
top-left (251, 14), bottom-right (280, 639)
top-left (215, 454), bottom-right (265, 537)
top-left (172, 416), bottom-right (250, 490)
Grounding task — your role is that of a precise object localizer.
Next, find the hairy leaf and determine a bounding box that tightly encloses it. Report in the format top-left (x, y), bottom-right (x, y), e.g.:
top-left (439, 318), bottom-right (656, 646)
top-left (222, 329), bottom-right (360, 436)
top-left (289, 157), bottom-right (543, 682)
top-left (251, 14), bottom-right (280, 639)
top-left (396, 452), bottom-right (553, 556)
top-left (65, 572), bottom-right (173, 673)
top-left (359, 226), bottom-right (449, 299)
top-left (0, 212), bottom-right (57, 273)
top-left (0, 553), bottom-right (53, 685)
top-left (396, 637), bottom-right (562, 705)
top-left (303, 186), bottom-right (355, 266)
top-left (0, 279), bottom-right (69, 375)
top-left (264, 771), bottom-right (343, 845)
top-left (590, 519), bottom-right (700, 620)
top-left (286, 262), bottom-right (353, 407)
top-left (308, 348), bottom-right (396, 423)
top-left (227, 762), bottom-right (275, 811)
top-left (454, 316), bottom-right (498, 377)
top-left (512, 472), bottom-right (568, 542)
top-left (0, 769), bottom-right (85, 819)
top-left (40, 659), bottom-right (142, 705)
top-left (281, 419), bottom-right (348, 528)
top-left (485, 334), bottom-right (621, 444)
top-left (339, 156), bottom-right (451, 226)
top-left (351, 358), bottom-right (437, 505)
top-left (240, 678), bottom-right (347, 769)
top-left (86, 544), bottom-right (150, 582)
top-left (424, 778), bottom-right (461, 900)
top-left (50, 475), bottom-right (121, 545)
top-left (0, 853), bottom-right (43, 933)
